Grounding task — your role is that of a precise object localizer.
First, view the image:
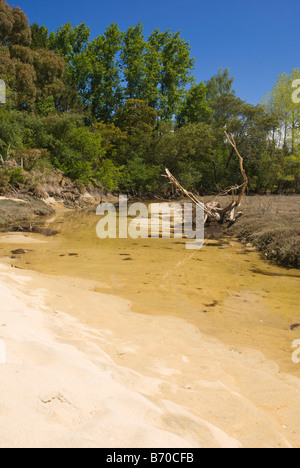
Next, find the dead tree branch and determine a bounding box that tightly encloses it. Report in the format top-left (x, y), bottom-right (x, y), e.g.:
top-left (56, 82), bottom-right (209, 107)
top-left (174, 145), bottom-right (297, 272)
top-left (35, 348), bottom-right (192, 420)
top-left (224, 131), bottom-right (248, 205)
top-left (164, 131), bottom-right (248, 226)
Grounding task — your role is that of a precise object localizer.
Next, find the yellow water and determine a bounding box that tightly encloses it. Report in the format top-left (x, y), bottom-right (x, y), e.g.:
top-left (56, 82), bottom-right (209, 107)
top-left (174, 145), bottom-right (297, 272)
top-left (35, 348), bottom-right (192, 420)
top-left (1, 209), bottom-right (300, 376)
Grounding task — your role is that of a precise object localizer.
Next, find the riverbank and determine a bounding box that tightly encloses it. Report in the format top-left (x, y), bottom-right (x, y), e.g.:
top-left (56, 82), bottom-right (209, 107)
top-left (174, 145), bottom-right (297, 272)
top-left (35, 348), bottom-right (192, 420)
top-left (0, 168), bottom-right (105, 229)
top-left (226, 195), bottom-right (300, 268)
top-left (200, 194), bottom-right (300, 269)
top-left (0, 193), bottom-right (299, 270)
top-left (0, 242), bottom-right (300, 448)
top-left (0, 196), bottom-right (55, 228)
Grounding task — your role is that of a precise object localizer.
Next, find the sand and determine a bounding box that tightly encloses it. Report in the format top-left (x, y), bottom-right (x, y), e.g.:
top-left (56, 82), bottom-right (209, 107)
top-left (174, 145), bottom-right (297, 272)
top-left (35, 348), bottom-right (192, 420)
top-left (0, 257), bottom-right (300, 448)
top-left (0, 197), bottom-right (28, 204)
top-left (0, 234), bottom-right (47, 244)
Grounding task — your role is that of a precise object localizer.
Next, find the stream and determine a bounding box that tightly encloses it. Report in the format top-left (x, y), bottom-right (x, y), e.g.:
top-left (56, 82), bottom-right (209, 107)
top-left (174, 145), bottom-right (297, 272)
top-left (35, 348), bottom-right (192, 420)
top-left (1, 207), bottom-right (299, 377)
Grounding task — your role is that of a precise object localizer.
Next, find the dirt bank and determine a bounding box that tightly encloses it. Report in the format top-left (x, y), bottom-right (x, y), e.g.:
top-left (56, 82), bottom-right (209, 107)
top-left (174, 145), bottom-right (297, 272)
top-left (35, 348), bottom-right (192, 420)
top-left (0, 197), bottom-right (55, 228)
top-left (226, 195), bottom-right (300, 268)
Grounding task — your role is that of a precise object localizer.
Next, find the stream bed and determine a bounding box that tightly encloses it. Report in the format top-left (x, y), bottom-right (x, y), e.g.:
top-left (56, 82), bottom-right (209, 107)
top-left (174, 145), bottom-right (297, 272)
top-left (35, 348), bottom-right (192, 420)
top-left (1, 208), bottom-right (299, 376)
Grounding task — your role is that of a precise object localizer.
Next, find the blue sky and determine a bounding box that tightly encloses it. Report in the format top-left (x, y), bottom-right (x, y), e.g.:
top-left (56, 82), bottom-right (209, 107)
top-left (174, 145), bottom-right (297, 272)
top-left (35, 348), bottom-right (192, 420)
top-left (13, 0), bottom-right (299, 104)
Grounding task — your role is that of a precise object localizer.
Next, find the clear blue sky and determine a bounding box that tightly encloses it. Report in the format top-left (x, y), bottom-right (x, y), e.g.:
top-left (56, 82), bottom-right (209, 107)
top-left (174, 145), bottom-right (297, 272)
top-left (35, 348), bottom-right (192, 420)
top-left (12, 0), bottom-right (299, 104)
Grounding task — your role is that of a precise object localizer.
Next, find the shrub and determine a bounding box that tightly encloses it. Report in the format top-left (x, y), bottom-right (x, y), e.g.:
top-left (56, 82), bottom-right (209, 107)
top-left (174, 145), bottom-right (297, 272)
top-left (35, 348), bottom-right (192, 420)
top-left (0, 167), bottom-right (26, 192)
top-left (0, 169), bottom-right (10, 193)
top-left (8, 167), bottom-right (26, 187)
top-left (96, 159), bottom-right (123, 192)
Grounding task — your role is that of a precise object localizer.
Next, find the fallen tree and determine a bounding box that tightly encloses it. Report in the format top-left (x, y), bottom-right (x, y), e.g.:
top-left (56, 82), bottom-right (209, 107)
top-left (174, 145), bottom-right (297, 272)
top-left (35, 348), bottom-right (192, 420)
top-left (164, 131), bottom-right (248, 226)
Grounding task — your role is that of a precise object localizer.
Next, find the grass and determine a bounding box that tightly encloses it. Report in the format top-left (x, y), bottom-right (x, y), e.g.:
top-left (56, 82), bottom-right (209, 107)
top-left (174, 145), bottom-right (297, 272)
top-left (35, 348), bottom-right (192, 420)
top-left (0, 197), bottom-right (54, 228)
top-left (218, 195), bottom-right (300, 268)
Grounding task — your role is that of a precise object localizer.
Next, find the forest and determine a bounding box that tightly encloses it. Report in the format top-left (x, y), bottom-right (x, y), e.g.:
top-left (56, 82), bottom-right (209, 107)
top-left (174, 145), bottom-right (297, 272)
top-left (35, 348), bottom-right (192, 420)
top-left (0, 0), bottom-right (299, 196)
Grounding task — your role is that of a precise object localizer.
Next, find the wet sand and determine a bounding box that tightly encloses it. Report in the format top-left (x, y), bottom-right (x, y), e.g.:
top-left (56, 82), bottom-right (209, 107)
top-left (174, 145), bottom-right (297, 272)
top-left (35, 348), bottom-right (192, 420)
top-left (0, 219), bottom-right (300, 448)
top-left (2, 211), bottom-right (299, 377)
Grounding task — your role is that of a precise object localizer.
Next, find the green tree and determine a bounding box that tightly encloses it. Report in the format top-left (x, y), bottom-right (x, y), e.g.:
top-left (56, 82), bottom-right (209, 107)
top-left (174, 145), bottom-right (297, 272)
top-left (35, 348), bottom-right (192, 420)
top-left (67, 125), bottom-right (104, 164)
top-left (121, 156), bottom-right (161, 194)
top-left (48, 22), bottom-right (91, 110)
top-left (263, 69), bottom-right (300, 191)
top-left (0, 1), bottom-right (31, 47)
top-left (205, 67), bottom-right (235, 101)
top-left (0, 1), bottom-right (67, 111)
top-left (263, 69), bottom-right (300, 153)
top-left (48, 22), bottom-right (90, 61)
top-left (147, 29), bottom-right (195, 119)
top-left (92, 121), bottom-right (126, 160)
top-left (0, 108), bottom-right (23, 160)
top-left (177, 82), bottom-right (213, 126)
top-left (116, 99), bottom-right (159, 134)
top-left (115, 99), bottom-right (159, 166)
top-left (87, 23), bottom-right (123, 122)
top-left (30, 23), bottom-right (49, 49)
top-left (121, 23), bottom-right (147, 100)
top-left (97, 159), bottom-right (123, 192)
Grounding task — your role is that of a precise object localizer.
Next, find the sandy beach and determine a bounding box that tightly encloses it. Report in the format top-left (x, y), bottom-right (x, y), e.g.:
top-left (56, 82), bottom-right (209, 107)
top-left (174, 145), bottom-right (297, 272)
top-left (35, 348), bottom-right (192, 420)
top-left (0, 233), bottom-right (300, 448)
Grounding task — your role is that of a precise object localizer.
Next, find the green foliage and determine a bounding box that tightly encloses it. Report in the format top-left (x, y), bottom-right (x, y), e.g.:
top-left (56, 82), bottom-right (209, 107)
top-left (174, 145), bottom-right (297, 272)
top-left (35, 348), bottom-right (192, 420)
top-left (30, 23), bottom-right (49, 49)
top-left (48, 22), bottom-right (91, 109)
top-left (263, 68), bottom-right (300, 155)
top-left (147, 29), bottom-right (195, 119)
top-left (121, 23), bottom-right (147, 100)
top-left (8, 167), bottom-right (26, 186)
top-left (121, 156), bottom-right (161, 193)
top-left (0, 167), bottom-right (26, 192)
top-left (0, 1), bottom-right (66, 111)
top-left (177, 83), bottom-right (213, 126)
top-left (205, 67), bottom-right (235, 101)
top-left (97, 159), bottom-right (123, 192)
top-left (0, 0), bottom-right (299, 195)
top-left (87, 23), bottom-right (123, 122)
top-left (67, 125), bottom-right (104, 162)
top-left (0, 168), bottom-right (10, 193)
top-left (53, 145), bottom-right (92, 185)
top-left (116, 99), bottom-right (159, 135)
top-left (36, 96), bottom-right (56, 116)
top-left (0, 108), bottom-right (23, 155)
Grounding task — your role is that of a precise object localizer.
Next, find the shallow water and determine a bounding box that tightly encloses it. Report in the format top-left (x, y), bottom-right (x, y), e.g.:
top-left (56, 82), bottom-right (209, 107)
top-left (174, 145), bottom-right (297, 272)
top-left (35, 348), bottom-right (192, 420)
top-left (1, 208), bottom-right (300, 376)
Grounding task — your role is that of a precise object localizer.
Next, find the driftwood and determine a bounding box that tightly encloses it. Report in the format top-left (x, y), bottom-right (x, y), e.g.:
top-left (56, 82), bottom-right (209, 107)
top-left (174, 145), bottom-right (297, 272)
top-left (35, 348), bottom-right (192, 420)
top-left (164, 131), bottom-right (248, 226)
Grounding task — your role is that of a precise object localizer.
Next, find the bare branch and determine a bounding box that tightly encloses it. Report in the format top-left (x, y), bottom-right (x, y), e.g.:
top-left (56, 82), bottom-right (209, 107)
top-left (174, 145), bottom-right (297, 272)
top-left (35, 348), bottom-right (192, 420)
top-left (224, 131), bottom-right (248, 205)
top-left (163, 134), bottom-right (248, 227)
top-left (164, 169), bottom-right (212, 216)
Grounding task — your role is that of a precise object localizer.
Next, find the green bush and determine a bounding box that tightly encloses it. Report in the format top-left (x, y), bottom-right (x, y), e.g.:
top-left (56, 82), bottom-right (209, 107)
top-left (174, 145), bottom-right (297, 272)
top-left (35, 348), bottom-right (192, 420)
top-left (121, 157), bottom-right (161, 193)
top-left (0, 169), bottom-right (10, 194)
top-left (96, 159), bottom-right (123, 192)
top-left (9, 167), bottom-right (26, 188)
top-left (0, 167), bottom-right (26, 192)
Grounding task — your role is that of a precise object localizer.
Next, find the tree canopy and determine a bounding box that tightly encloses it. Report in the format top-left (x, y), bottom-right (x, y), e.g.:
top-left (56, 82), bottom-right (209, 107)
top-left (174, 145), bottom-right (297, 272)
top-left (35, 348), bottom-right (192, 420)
top-left (0, 0), bottom-right (299, 194)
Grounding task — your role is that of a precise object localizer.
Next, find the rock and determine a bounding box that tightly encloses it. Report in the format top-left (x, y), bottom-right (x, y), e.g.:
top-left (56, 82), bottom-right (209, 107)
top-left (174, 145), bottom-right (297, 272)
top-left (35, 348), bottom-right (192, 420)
top-left (290, 324), bottom-right (300, 331)
top-left (11, 249), bottom-right (32, 255)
